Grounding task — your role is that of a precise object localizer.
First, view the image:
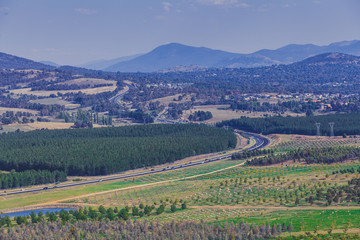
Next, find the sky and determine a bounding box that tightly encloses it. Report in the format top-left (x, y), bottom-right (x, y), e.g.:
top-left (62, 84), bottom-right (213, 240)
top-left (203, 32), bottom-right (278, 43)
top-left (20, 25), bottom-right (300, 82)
top-left (0, 0), bottom-right (359, 66)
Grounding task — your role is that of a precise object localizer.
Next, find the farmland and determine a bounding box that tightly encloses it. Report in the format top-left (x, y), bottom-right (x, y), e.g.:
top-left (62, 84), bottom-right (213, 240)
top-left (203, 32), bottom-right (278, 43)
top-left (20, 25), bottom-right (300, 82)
top-left (271, 134), bottom-right (360, 151)
top-left (9, 85), bottom-right (117, 96)
top-left (1, 129), bottom-right (360, 239)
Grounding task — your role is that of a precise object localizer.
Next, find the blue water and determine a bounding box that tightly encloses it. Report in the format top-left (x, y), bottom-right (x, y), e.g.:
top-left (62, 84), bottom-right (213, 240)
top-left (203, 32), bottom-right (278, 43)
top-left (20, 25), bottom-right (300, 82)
top-left (0, 208), bottom-right (75, 217)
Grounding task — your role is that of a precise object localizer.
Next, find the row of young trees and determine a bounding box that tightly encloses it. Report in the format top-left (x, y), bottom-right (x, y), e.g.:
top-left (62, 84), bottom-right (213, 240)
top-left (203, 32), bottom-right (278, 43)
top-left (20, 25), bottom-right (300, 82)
top-left (247, 146), bottom-right (360, 166)
top-left (1, 202), bottom-right (187, 228)
top-left (0, 124), bottom-right (236, 176)
top-left (332, 166), bottom-right (360, 175)
top-left (217, 112), bottom-right (360, 136)
top-left (0, 170), bottom-right (67, 190)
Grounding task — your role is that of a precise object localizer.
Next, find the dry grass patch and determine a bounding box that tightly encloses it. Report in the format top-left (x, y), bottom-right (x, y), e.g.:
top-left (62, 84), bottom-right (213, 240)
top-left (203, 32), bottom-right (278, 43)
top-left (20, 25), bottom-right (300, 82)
top-left (10, 85), bottom-right (117, 96)
top-left (57, 78), bottom-right (116, 87)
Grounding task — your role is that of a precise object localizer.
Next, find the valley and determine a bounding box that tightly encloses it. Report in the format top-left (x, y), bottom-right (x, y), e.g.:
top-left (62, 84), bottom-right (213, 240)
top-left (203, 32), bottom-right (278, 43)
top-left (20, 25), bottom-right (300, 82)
top-left (1, 43), bottom-right (360, 240)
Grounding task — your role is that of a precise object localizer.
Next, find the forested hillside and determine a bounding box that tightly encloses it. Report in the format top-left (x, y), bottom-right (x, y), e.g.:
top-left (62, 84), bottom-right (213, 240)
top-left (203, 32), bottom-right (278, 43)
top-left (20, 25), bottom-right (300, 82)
top-left (217, 113), bottom-right (360, 136)
top-left (0, 124), bottom-right (236, 176)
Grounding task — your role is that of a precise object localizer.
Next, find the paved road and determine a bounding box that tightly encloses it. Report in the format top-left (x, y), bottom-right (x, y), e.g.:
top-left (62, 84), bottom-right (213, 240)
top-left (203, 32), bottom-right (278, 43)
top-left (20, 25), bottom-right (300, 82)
top-left (110, 84), bottom-right (132, 104)
top-left (1, 130), bottom-right (269, 197)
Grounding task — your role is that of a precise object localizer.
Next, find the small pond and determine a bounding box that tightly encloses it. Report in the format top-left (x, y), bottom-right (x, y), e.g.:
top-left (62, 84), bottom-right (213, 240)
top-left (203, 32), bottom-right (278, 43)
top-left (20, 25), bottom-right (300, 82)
top-left (1, 208), bottom-right (75, 217)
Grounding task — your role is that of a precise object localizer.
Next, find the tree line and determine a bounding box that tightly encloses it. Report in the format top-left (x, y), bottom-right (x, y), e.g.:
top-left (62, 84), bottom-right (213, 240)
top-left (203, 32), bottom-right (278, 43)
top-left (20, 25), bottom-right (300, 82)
top-left (0, 169), bottom-right (67, 190)
top-left (0, 124), bottom-right (236, 176)
top-left (217, 112), bottom-right (360, 136)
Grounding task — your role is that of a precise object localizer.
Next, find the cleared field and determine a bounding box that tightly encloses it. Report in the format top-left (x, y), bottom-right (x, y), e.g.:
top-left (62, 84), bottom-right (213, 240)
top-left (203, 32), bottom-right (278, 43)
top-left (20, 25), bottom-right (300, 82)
top-left (183, 105), bottom-right (305, 123)
top-left (9, 85), bottom-right (117, 96)
top-left (29, 97), bottom-right (80, 109)
top-left (0, 122), bottom-right (104, 133)
top-left (0, 122), bottom-right (73, 132)
top-left (57, 78), bottom-right (116, 87)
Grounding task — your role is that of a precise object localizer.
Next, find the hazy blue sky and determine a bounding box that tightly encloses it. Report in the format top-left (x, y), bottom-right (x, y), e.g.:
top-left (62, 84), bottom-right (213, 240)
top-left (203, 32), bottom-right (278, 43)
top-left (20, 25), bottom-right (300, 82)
top-left (0, 0), bottom-right (359, 65)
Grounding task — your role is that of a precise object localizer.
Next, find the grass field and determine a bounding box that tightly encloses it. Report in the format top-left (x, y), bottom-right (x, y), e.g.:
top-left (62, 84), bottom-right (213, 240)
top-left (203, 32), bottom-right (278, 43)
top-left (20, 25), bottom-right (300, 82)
top-left (57, 78), bottom-right (116, 87)
top-left (29, 97), bottom-right (80, 109)
top-left (182, 105), bottom-right (305, 123)
top-left (10, 85), bottom-right (117, 96)
top-left (0, 122), bottom-right (105, 133)
top-left (224, 208), bottom-right (360, 232)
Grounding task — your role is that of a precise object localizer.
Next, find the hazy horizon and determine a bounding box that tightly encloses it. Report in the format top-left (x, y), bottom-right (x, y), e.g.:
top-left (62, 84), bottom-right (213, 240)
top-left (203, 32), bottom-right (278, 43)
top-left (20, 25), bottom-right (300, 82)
top-left (0, 0), bottom-right (359, 66)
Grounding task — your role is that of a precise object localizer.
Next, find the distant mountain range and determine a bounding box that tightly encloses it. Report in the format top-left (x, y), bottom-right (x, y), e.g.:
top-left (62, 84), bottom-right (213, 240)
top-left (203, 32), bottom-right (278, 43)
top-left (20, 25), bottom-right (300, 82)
top-left (1, 40), bottom-right (360, 72)
top-left (90, 40), bottom-right (360, 72)
top-left (103, 43), bottom-right (277, 72)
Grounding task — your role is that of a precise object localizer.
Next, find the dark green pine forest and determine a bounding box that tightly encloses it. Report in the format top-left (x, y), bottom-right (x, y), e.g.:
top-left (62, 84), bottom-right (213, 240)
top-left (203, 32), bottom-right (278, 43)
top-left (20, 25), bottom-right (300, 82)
top-left (0, 170), bottom-right (67, 190)
top-left (217, 112), bottom-right (360, 136)
top-left (0, 124), bottom-right (236, 176)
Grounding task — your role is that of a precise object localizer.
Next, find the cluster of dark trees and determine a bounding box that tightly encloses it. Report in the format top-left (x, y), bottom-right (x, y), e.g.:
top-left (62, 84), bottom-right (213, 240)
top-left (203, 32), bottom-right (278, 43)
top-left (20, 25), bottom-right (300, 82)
top-left (0, 111), bottom-right (34, 125)
top-left (247, 146), bottom-right (360, 166)
top-left (120, 110), bottom-right (153, 123)
top-left (232, 149), bottom-right (273, 160)
top-left (217, 112), bottom-right (360, 136)
top-left (167, 102), bottom-right (192, 119)
top-left (324, 178), bottom-right (360, 205)
top-left (0, 215), bottom-right (286, 239)
top-left (188, 110), bottom-right (213, 121)
top-left (0, 124), bottom-right (236, 176)
top-left (0, 170), bottom-right (66, 190)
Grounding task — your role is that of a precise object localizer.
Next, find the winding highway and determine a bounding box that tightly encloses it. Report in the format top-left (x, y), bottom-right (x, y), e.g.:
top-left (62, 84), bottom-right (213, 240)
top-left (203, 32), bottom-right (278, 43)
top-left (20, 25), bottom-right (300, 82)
top-left (1, 130), bottom-right (269, 197)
